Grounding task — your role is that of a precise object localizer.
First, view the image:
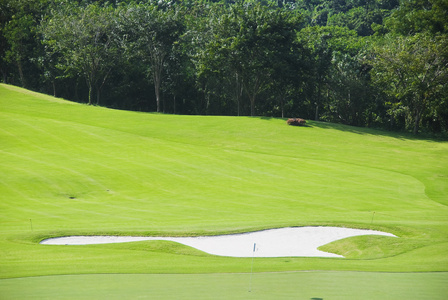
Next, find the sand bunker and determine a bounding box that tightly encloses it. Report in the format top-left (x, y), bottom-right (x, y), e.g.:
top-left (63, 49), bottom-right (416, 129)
top-left (40, 227), bottom-right (397, 258)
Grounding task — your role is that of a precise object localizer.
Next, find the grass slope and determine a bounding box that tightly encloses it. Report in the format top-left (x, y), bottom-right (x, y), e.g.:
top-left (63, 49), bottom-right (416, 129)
top-left (1, 84), bottom-right (447, 283)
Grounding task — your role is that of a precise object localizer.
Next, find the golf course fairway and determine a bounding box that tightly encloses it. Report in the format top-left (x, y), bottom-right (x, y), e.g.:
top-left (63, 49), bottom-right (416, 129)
top-left (1, 83), bottom-right (447, 298)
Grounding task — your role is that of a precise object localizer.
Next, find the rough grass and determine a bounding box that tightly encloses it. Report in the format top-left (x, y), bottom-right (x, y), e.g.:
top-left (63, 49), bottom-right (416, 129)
top-left (1, 83), bottom-right (447, 295)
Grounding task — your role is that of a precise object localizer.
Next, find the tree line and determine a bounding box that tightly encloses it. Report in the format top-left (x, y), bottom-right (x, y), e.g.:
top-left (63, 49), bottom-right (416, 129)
top-left (1, 0), bottom-right (447, 134)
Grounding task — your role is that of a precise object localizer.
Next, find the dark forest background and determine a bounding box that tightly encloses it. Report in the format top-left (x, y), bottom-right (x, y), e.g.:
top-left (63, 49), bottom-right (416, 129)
top-left (1, 0), bottom-right (447, 134)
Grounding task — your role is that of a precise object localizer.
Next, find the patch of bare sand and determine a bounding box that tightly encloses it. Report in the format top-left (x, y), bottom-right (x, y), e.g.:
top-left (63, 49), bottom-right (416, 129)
top-left (40, 227), bottom-right (397, 258)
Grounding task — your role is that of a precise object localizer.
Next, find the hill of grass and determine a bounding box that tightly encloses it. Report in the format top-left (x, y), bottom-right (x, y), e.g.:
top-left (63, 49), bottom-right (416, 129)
top-left (1, 83), bottom-right (447, 294)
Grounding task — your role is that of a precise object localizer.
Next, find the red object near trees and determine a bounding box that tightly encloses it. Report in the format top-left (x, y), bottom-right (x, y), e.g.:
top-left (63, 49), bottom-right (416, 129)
top-left (286, 118), bottom-right (306, 126)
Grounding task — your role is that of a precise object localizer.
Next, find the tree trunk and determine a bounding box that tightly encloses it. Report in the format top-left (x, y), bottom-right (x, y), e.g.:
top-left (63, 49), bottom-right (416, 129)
top-left (17, 60), bottom-right (26, 88)
top-left (155, 84), bottom-right (160, 112)
top-left (235, 72), bottom-right (243, 116)
top-left (315, 81), bottom-right (321, 121)
top-left (96, 87), bottom-right (101, 106)
top-left (206, 93), bottom-right (210, 115)
top-left (151, 51), bottom-right (166, 113)
top-left (52, 81), bottom-right (57, 97)
top-left (278, 92), bottom-right (285, 119)
top-left (413, 109), bottom-right (422, 135)
top-left (250, 95), bottom-right (256, 117)
top-left (74, 81), bottom-right (79, 102)
top-left (154, 72), bottom-right (161, 113)
top-left (2, 68), bottom-right (7, 83)
top-left (87, 81), bottom-right (93, 105)
top-left (281, 98), bottom-right (284, 119)
top-left (238, 84), bottom-right (243, 116)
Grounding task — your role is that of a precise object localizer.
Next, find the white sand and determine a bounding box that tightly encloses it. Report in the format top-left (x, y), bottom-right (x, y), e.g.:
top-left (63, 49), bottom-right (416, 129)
top-left (40, 226), bottom-right (397, 258)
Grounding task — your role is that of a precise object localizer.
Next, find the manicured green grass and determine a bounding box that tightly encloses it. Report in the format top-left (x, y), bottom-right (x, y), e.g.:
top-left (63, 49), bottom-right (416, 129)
top-left (1, 272), bottom-right (447, 299)
top-left (1, 83), bottom-right (447, 297)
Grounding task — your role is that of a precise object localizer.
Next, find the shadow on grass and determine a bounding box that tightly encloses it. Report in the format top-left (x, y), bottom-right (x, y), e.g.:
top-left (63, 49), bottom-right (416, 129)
top-left (275, 117), bottom-right (447, 142)
top-left (251, 116), bottom-right (447, 141)
top-left (310, 121), bottom-right (448, 142)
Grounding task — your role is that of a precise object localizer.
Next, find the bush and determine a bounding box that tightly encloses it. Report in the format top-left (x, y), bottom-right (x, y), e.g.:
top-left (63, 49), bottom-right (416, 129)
top-left (286, 118), bottom-right (306, 126)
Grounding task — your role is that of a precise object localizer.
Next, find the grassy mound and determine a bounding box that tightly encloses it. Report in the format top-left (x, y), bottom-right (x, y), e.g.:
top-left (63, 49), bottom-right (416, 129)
top-left (1, 83), bottom-right (447, 280)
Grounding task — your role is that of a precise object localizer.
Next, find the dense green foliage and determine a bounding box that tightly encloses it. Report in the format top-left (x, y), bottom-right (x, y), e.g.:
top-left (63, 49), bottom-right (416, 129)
top-left (1, 0), bottom-right (447, 134)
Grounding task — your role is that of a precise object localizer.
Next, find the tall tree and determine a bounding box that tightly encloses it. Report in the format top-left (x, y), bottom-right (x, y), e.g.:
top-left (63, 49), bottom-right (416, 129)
top-left (1, 0), bottom-right (49, 88)
top-left (298, 26), bottom-right (358, 120)
top-left (206, 2), bottom-right (300, 116)
top-left (119, 2), bottom-right (184, 113)
top-left (41, 2), bottom-right (118, 105)
top-left (369, 33), bottom-right (448, 134)
top-left (325, 51), bottom-right (372, 126)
